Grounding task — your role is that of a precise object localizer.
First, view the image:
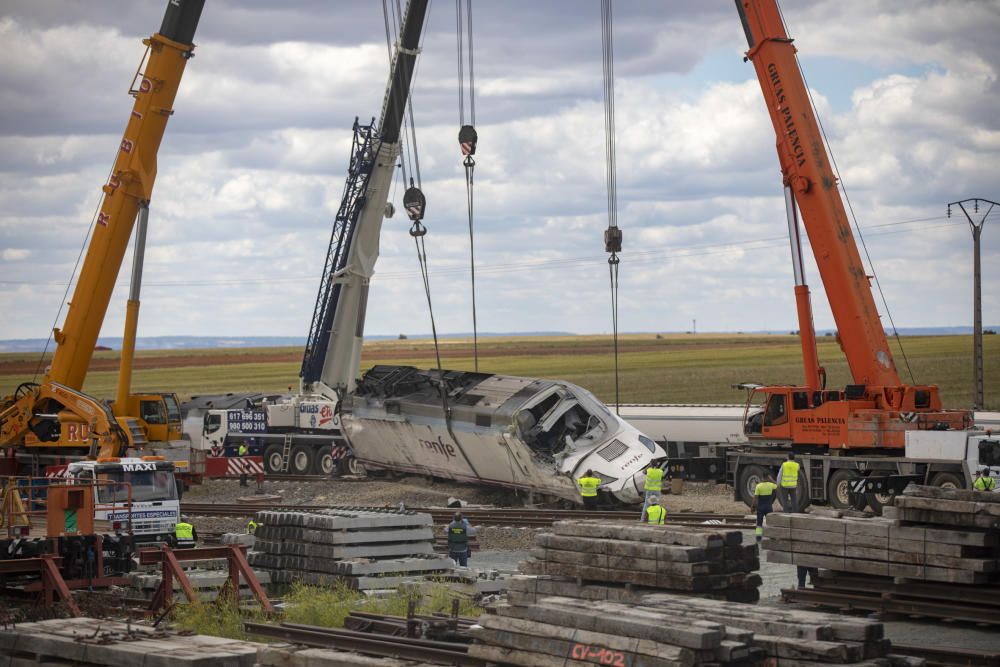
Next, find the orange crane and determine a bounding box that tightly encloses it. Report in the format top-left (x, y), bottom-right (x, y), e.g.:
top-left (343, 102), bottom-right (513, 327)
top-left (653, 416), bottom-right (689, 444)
top-left (735, 0), bottom-right (971, 449)
top-left (0, 0), bottom-right (203, 470)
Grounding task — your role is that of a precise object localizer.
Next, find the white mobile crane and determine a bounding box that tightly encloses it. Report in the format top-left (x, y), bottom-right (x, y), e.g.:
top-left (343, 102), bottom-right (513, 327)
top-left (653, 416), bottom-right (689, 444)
top-left (196, 0), bottom-right (430, 476)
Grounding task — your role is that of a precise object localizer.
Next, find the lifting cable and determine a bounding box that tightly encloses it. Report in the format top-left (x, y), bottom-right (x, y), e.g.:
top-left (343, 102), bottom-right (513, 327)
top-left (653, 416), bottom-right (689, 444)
top-left (455, 0), bottom-right (480, 371)
top-left (600, 0), bottom-right (623, 415)
top-left (388, 0), bottom-right (480, 480)
top-left (776, 6), bottom-right (915, 385)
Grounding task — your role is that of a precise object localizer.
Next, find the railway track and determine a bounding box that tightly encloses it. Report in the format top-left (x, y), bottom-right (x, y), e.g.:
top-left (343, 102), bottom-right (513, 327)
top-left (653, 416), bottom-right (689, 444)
top-left (890, 643), bottom-right (1000, 667)
top-left (247, 474), bottom-right (370, 482)
top-left (180, 502), bottom-right (753, 528)
top-left (245, 621), bottom-right (487, 666)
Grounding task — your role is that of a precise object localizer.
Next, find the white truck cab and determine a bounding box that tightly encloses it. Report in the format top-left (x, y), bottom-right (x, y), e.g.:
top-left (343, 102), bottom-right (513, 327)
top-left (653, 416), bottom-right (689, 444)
top-left (64, 457), bottom-right (180, 544)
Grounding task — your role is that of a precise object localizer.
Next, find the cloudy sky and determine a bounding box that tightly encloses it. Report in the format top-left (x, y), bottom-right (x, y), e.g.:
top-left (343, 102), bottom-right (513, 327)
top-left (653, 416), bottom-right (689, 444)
top-left (1, 0), bottom-right (998, 343)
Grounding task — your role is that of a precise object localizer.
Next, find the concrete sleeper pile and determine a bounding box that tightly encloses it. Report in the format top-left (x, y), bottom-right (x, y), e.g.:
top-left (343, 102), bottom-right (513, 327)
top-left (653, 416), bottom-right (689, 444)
top-left (248, 507), bottom-right (454, 590)
top-left (515, 520), bottom-right (762, 602)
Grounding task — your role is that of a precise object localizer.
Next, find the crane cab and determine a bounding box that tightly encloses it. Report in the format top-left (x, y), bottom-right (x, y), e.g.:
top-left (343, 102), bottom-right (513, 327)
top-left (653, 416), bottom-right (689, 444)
top-left (742, 384), bottom-right (972, 450)
top-left (112, 392), bottom-right (183, 443)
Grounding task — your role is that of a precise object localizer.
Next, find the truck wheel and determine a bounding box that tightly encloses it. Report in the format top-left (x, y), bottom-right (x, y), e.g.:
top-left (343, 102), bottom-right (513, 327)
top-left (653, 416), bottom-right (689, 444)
top-left (263, 445), bottom-right (285, 474)
top-left (315, 446), bottom-right (335, 476)
top-left (864, 490), bottom-right (893, 515)
top-left (827, 470), bottom-right (860, 509)
top-left (793, 477), bottom-right (812, 512)
top-left (930, 471), bottom-right (964, 489)
top-left (289, 445), bottom-right (313, 475)
top-left (736, 465), bottom-right (769, 507)
top-left (338, 454), bottom-right (367, 477)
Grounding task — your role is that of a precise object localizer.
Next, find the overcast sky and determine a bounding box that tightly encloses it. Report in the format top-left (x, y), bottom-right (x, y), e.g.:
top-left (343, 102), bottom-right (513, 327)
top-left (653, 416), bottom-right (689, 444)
top-left (1, 0), bottom-right (998, 342)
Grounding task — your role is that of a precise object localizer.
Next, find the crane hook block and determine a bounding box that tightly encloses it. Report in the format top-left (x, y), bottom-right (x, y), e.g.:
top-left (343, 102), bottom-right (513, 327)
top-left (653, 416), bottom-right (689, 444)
top-left (403, 186), bottom-right (426, 222)
top-left (459, 125), bottom-right (478, 157)
top-left (604, 226), bottom-right (623, 254)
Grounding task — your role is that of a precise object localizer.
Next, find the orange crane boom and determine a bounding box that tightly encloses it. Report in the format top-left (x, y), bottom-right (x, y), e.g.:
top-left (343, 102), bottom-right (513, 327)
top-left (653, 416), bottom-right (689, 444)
top-left (734, 0), bottom-right (971, 448)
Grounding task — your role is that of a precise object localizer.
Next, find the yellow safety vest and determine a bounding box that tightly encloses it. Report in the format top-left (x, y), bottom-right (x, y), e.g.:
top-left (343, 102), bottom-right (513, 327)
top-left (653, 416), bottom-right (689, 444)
top-left (238, 444), bottom-right (248, 457)
top-left (644, 467), bottom-right (664, 492)
top-left (975, 476), bottom-right (996, 491)
top-left (780, 460), bottom-right (800, 488)
top-left (175, 522), bottom-right (194, 540)
top-left (646, 505), bottom-right (666, 525)
top-left (578, 476), bottom-right (601, 497)
top-left (247, 519), bottom-right (258, 535)
top-left (755, 481), bottom-right (778, 497)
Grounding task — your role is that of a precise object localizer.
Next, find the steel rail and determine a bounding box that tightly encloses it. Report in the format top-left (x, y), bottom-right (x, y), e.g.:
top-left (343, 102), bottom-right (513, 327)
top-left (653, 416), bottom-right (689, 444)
top-left (890, 643), bottom-right (1000, 667)
top-left (244, 621), bottom-right (488, 666)
top-left (782, 587), bottom-right (1000, 627)
top-left (181, 502), bottom-right (752, 527)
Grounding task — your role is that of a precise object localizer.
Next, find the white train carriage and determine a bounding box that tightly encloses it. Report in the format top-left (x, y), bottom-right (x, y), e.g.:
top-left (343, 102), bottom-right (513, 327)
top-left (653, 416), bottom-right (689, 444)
top-left (341, 365), bottom-right (664, 505)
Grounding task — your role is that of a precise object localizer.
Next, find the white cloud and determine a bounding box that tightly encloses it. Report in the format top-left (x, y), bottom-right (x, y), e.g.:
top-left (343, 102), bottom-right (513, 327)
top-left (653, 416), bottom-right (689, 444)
top-left (0, 0), bottom-right (997, 344)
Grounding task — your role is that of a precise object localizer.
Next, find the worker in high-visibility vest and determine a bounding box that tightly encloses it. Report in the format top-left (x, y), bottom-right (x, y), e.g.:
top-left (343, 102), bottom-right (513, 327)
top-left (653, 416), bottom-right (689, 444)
top-left (174, 516), bottom-right (197, 549)
top-left (778, 452), bottom-right (800, 513)
top-left (577, 469), bottom-right (602, 509)
top-left (238, 442), bottom-right (249, 487)
top-left (642, 495), bottom-right (667, 525)
top-left (975, 468), bottom-right (996, 492)
top-left (751, 473), bottom-right (778, 542)
top-left (247, 518), bottom-right (259, 535)
top-left (639, 464), bottom-right (664, 521)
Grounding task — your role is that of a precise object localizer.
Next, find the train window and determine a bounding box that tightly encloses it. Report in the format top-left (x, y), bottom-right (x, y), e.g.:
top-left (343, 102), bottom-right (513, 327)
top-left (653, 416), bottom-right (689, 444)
top-left (535, 394), bottom-right (562, 422)
top-left (520, 399), bottom-right (604, 458)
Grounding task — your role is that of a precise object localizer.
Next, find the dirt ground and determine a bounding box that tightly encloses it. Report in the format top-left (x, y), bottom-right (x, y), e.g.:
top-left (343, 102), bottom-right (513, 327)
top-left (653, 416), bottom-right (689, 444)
top-left (182, 477), bottom-right (750, 549)
top-left (184, 477), bottom-right (747, 514)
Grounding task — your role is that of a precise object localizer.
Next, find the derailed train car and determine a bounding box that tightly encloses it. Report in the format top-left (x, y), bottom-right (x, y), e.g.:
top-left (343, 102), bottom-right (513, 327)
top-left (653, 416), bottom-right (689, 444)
top-left (340, 365), bottom-right (666, 505)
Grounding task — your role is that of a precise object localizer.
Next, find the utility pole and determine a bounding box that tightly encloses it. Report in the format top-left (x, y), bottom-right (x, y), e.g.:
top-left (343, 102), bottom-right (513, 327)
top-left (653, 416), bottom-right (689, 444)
top-left (948, 198), bottom-right (997, 410)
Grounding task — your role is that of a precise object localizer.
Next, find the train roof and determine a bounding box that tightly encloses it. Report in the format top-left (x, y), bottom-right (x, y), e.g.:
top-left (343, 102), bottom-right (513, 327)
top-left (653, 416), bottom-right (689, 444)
top-left (352, 365), bottom-right (565, 423)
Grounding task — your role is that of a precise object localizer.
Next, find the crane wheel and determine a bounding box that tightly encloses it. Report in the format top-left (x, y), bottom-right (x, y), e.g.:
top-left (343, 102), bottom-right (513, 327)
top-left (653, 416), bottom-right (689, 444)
top-left (263, 445), bottom-right (284, 474)
top-left (289, 445), bottom-right (314, 475)
top-left (736, 464), bottom-right (769, 507)
top-left (929, 471), bottom-right (963, 490)
top-left (827, 470), bottom-right (861, 509)
top-left (315, 445), bottom-right (335, 476)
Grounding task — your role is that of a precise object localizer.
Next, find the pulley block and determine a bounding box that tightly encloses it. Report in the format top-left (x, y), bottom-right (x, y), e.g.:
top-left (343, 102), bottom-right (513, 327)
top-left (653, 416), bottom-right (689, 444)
top-left (403, 185), bottom-right (426, 221)
top-left (604, 226), bottom-right (622, 254)
top-left (458, 124), bottom-right (478, 156)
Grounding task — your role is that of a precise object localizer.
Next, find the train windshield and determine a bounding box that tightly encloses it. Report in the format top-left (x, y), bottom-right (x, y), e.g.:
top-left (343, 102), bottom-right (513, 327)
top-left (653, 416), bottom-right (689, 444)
top-left (516, 388), bottom-right (607, 458)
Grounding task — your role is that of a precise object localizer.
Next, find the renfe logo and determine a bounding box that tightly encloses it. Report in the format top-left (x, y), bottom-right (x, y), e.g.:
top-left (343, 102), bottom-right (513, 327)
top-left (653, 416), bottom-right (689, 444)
top-left (419, 436), bottom-right (456, 460)
top-left (120, 462), bottom-right (157, 472)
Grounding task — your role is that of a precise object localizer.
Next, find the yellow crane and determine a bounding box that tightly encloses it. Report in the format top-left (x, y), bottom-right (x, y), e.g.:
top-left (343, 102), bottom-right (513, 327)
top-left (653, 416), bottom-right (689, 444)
top-left (0, 0), bottom-right (204, 472)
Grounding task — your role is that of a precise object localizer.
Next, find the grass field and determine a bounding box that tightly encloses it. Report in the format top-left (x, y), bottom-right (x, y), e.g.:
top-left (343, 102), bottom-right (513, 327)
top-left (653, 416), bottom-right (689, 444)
top-left (1, 333), bottom-right (997, 409)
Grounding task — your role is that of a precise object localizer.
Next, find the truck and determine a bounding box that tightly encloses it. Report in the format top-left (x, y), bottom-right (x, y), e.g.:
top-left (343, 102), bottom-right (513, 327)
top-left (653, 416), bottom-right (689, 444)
top-left (703, 0), bottom-right (998, 511)
top-left (0, 0), bottom-right (204, 476)
top-left (193, 395), bottom-right (353, 475)
top-left (619, 405), bottom-right (1000, 487)
top-left (55, 457), bottom-right (181, 545)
